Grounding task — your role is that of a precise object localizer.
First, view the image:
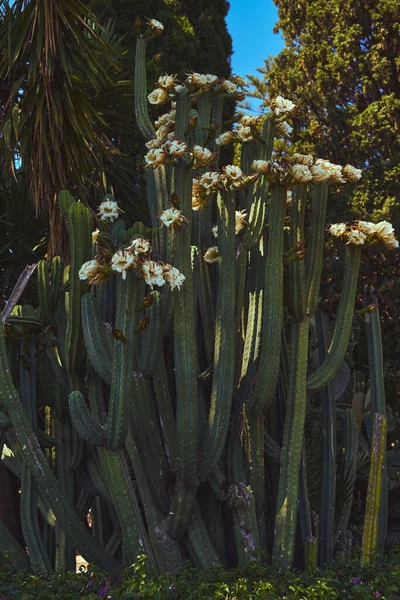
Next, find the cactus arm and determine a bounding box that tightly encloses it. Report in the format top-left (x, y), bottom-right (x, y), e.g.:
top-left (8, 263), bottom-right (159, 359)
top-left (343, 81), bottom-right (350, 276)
top-left (307, 245), bottom-right (362, 392)
top-left (196, 246), bottom-right (215, 364)
top-left (106, 273), bottom-right (139, 450)
top-left (69, 391), bottom-right (105, 446)
top-left (242, 120), bottom-right (275, 251)
top-left (64, 201), bottom-right (92, 384)
top-left (58, 190), bottom-right (75, 219)
top-left (81, 293), bottom-right (112, 384)
top-left (199, 190), bottom-right (236, 480)
top-left (20, 464), bottom-right (53, 573)
top-left (98, 449), bottom-right (143, 565)
top-left (273, 317), bottom-right (310, 568)
top-left (247, 184), bottom-right (287, 417)
top-left (134, 37), bottom-right (156, 140)
top-left (227, 483), bottom-right (260, 566)
top-left (166, 92), bottom-right (200, 539)
top-left (288, 184), bottom-right (307, 321)
top-left (138, 291), bottom-right (161, 377)
top-left (152, 344), bottom-right (177, 469)
top-left (183, 501), bottom-right (220, 568)
top-left (305, 183), bottom-right (328, 316)
top-left (0, 522), bottom-right (31, 571)
top-left (361, 413), bottom-right (387, 565)
top-left (334, 408), bottom-right (358, 543)
top-left (0, 325), bottom-right (121, 573)
top-left (314, 309), bottom-right (337, 566)
top-left (364, 285), bottom-right (387, 551)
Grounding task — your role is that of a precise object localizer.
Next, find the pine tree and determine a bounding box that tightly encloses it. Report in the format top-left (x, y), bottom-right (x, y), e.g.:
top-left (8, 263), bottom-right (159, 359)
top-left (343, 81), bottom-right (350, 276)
top-left (248, 0), bottom-right (400, 229)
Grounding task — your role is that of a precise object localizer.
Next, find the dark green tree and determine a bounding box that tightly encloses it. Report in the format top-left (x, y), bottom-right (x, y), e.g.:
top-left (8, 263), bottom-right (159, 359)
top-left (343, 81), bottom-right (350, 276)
top-left (248, 0), bottom-right (400, 228)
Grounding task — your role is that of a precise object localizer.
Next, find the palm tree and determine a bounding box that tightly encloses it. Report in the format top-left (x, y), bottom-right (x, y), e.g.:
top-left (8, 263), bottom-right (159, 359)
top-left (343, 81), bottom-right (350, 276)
top-left (0, 0), bottom-right (146, 260)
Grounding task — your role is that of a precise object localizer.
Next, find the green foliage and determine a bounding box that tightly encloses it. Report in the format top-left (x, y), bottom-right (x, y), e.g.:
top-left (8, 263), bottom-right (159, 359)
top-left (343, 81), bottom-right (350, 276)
top-left (1, 552), bottom-right (399, 599)
top-left (248, 0), bottom-right (400, 229)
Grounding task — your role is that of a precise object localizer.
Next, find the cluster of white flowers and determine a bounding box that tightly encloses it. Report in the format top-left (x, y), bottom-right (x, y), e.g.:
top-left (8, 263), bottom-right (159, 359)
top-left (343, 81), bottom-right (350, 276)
top-left (154, 109), bottom-right (176, 140)
top-left (144, 136), bottom-right (189, 168)
top-left (159, 207), bottom-right (187, 229)
top-left (142, 260), bottom-right (185, 290)
top-left (329, 220), bottom-right (399, 248)
top-left (216, 115), bottom-right (264, 146)
top-left (80, 210), bottom-right (186, 290)
top-left (250, 153), bottom-right (362, 186)
top-left (192, 167), bottom-right (256, 211)
top-left (97, 199), bottom-right (123, 222)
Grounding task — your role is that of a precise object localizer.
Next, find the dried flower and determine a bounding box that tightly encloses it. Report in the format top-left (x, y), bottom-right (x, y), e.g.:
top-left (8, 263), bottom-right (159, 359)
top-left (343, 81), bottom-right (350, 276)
top-left (230, 75), bottom-right (247, 87)
top-left (204, 246), bottom-right (219, 263)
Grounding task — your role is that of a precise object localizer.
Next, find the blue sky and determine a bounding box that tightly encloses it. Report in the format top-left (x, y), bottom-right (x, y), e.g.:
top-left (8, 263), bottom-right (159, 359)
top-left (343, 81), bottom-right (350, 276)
top-left (226, 0), bottom-right (284, 109)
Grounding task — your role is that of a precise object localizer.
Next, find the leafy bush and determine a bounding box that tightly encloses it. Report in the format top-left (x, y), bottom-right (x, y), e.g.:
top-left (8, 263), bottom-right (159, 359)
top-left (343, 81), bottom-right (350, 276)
top-left (1, 553), bottom-right (400, 599)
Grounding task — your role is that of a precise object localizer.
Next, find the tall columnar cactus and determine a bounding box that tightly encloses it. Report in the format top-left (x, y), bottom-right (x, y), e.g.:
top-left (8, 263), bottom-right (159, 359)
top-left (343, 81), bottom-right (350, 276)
top-left (0, 17), bottom-right (398, 576)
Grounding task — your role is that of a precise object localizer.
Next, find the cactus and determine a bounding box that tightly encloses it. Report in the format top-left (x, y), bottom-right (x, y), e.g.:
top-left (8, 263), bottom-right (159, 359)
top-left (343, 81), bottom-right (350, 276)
top-left (0, 18), bottom-right (397, 577)
top-left (361, 413), bottom-right (387, 565)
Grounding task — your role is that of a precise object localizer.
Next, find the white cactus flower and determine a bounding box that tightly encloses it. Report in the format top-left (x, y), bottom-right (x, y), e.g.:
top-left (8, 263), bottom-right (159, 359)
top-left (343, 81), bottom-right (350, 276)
top-left (212, 224), bottom-right (218, 238)
top-left (79, 259), bottom-right (100, 281)
top-left (148, 19), bottom-right (164, 32)
top-left (158, 75), bottom-right (177, 89)
top-left (141, 260), bottom-right (166, 289)
top-left (271, 95), bottom-right (296, 116)
top-left (276, 121), bottom-right (293, 137)
top-left (251, 159), bottom-right (270, 174)
top-left (148, 87), bottom-right (169, 105)
top-left (97, 199), bottom-right (121, 222)
top-left (111, 251), bottom-right (135, 280)
top-left (343, 164), bottom-right (362, 182)
top-left (92, 228), bottom-right (100, 245)
top-left (221, 80), bottom-right (238, 94)
top-left (224, 165), bottom-right (243, 181)
top-left (329, 223), bottom-right (347, 237)
top-left (291, 164), bottom-right (313, 183)
top-left (215, 131), bottom-right (234, 146)
top-left (292, 153), bottom-right (314, 167)
top-left (160, 207), bottom-right (186, 228)
top-left (127, 238), bottom-right (151, 256)
top-left (163, 265), bottom-right (186, 290)
top-left (347, 228), bottom-right (367, 245)
top-left (144, 148), bottom-right (167, 168)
